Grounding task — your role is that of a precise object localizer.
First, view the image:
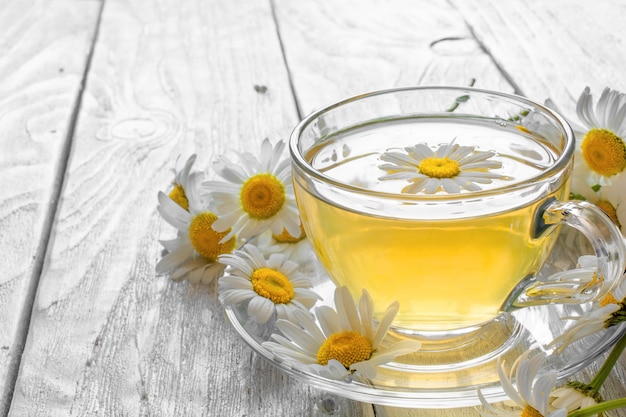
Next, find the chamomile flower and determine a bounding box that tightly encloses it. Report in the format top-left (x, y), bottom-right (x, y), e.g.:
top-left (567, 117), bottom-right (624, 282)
top-left (262, 286), bottom-right (422, 380)
top-left (576, 87), bottom-right (626, 183)
top-left (548, 303), bottom-right (623, 354)
top-left (255, 224), bottom-right (312, 266)
top-left (513, 108), bottom-right (558, 141)
top-left (546, 256), bottom-right (626, 354)
top-left (569, 184), bottom-right (624, 236)
top-left (203, 138), bottom-right (301, 243)
top-left (156, 179), bottom-right (237, 284)
top-left (546, 86), bottom-right (626, 237)
top-left (217, 244), bottom-right (321, 324)
top-left (548, 87), bottom-right (626, 189)
top-left (597, 174), bottom-right (625, 233)
top-left (378, 139), bottom-right (505, 194)
top-left (477, 350), bottom-right (566, 417)
top-left (167, 154), bottom-right (201, 211)
top-left (550, 382), bottom-right (601, 415)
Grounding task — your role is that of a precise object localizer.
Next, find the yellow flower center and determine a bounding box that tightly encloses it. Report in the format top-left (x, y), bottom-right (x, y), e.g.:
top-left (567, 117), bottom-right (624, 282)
top-left (600, 291), bottom-right (619, 307)
top-left (581, 128), bottom-right (626, 177)
top-left (250, 267), bottom-right (295, 304)
top-left (521, 405), bottom-right (544, 417)
top-left (169, 184), bottom-right (189, 211)
top-left (316, 330), bottom-right (373, 368)
top-left (273, 224), bottom-right (306, 243)
top-left (418, 156), bottom-right (461, 179)
top-left (240, 173), bottom-right (286, 219)
top-left (595, 200), bottom-right (621, 229)
top-left (189, 212), bottom-right (236, 261)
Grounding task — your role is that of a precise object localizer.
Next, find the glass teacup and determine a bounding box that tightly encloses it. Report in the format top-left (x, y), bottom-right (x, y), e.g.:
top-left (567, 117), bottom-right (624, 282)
top-left (289, 86), bottom-right (625, 334)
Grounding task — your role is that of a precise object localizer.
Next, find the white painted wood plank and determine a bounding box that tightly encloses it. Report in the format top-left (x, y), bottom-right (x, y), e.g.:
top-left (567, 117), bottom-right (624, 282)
top-left (273, 0), bottom-right (516, 116)
top-left (0, 0), bottom-right (100, 412)
top-left (8, 0), bottom-right (368, 415)
top-left (450, 0), bottom-right (626, 116)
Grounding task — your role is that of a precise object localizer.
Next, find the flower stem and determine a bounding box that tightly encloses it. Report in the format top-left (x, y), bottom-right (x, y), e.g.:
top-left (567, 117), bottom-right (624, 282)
top-left (566, 397), bottom-right (626, 417)
top-left (589, 329), bottom-right (626, 391)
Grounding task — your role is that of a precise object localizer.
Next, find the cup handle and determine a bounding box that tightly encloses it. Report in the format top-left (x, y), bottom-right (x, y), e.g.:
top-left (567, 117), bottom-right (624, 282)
top-left (508, 199), bottom-right (626, 309)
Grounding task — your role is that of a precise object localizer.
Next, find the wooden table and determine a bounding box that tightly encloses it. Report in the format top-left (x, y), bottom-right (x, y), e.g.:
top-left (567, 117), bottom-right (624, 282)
top-left (2, 0), bottom-right (625, 415)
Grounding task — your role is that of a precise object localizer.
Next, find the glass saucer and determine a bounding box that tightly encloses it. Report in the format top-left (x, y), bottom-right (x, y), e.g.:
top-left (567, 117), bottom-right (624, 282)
top-left (223, 232), bottom-right (626, 408)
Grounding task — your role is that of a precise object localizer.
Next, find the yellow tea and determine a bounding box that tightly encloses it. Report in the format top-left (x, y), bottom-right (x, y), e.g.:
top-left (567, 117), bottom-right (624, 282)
top-left (294, 119), bottom-right (569, 330)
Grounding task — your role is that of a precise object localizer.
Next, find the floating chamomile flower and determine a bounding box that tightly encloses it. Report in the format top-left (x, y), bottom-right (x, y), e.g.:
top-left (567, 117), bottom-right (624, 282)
top-left (156, 179), bottom-right (237, 284)
top-left (477, 350), bottom-right (566, 417)
top-left (217, 244), bottom-right (321, 324)
top-left (168, 154), bottom-right (201, 211)
top-left (378, 139), bottom-right (505, 194)
top-left (203, 138), bottom-right (301, 243)
top-left (262, 286), bottom-right (421, 380)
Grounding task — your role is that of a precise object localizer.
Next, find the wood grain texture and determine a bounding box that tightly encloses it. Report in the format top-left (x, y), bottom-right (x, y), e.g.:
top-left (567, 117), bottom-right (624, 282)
top-left (0, 0), bottom-right (100, 412)
top-left (272, 0), bottom-right (516, 116)
top-left (8, 0), bottom-right (363, 415)
top-left (449, 0), bottom-right (626, 116)
top-left (3, 0), bottom-right (626, 416)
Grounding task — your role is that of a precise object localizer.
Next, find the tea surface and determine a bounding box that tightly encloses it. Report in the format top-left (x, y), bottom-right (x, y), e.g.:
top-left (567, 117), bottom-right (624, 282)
top-left (310, 118), bottom-right (557, 194)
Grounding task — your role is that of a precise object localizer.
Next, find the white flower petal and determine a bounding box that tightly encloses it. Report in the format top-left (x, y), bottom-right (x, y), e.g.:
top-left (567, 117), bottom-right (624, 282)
top-left (213, 156), bottom-right (250, 184)
top-left (155, 244), bottom-right (194, 274)
top-left (359, 290), bottom-right (375, 342)
top-left (529, 372), bottom-right (557, 414)
top-left (379, 139), bottom-right (507, 194)
top-left (219, 288), bottom-right (255, 305)
top-left (334, 286), bottom-right (362, 332)
top-left (422, 178), bottom-right (440, 194)
top-left (497, 358), bottom-right (524, 407)
top-left (316, 306), bottom-right (342, 336)
top-left (211, 211), bottom-right (241, 233)
top-left (406, 143), bottom-right (434, 159)
top-left (378, 171), bottom-right (421, 181)
top-left (203, 179), bottom-right (241, 194)
top-left (441, 178), bottom-right (461, 193)
top-left (275, 319), bottom-right (322, 353)
top-left (158, 192), bottom-right (191, 230)
top-left (247, 296), bottom-right (276, 324)
top-left (306, 360), bottom-right (351, 380)
top-left (372, 301), bottom-right (399, 348)
top-left (191, 262), bottom-right (225, 285)
top-left (263, 339), bottom-right (316, 364)
top-left (367, 339), bottom-right (421, 364)
top-left (349, 361), bottom-right (377, 379)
